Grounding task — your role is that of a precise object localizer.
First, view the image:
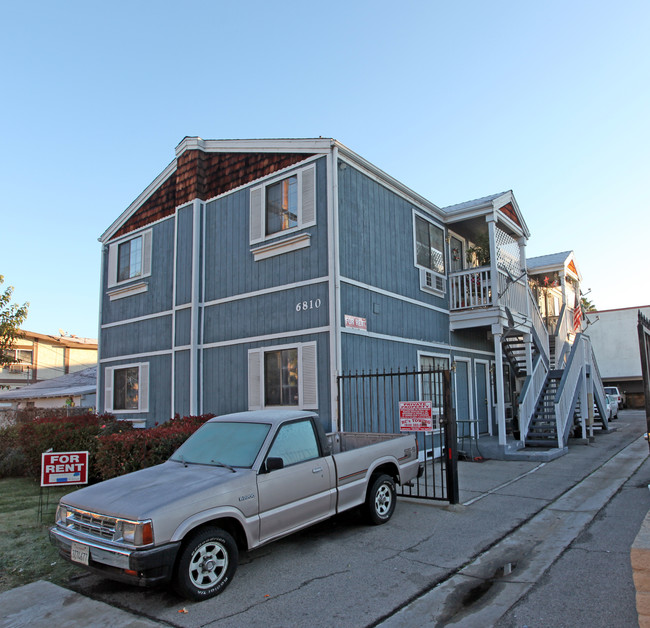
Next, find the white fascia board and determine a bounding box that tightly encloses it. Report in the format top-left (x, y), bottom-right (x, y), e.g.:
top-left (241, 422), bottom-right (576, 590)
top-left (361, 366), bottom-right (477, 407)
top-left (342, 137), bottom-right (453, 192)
top-left (493, 191), bottom-right (530, 239)
top-left (175, 137), bottom-right (334, 157)
top-left (99, 159), bottom-right (177, 244)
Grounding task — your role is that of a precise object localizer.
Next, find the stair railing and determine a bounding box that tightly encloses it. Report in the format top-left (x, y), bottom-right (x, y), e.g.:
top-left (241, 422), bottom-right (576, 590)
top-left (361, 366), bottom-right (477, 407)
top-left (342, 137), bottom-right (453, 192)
top-left (585, 334), bottom-right (607, 413)
top-left (528, 286), bottom-right (550, 362)
top-left (553, 334), bottom-right (586, 448)
top-left (518, 352), bottom-right (549, 443)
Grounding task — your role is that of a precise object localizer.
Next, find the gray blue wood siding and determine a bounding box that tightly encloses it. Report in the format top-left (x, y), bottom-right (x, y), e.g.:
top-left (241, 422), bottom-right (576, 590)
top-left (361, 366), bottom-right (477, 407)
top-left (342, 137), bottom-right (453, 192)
top-left (101, 219), bottom-right (175, 325)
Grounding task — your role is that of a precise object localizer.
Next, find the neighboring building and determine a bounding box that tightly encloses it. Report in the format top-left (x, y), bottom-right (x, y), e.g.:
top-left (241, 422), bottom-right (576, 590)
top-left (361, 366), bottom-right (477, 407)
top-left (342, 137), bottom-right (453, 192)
top-left (0, 366), bottom-right (97, 410)
top-left (0, 330), bottom-right (97, 392)
top-left (585, 306), bottom-right (650, 409)
top-left (96, 137), bottom-right (605, 457)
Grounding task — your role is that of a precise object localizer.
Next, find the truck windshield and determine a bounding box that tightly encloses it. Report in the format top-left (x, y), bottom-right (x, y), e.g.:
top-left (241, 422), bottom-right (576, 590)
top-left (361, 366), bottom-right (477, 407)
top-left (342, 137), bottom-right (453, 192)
top-left (170, 421), bottom-right (271, 468)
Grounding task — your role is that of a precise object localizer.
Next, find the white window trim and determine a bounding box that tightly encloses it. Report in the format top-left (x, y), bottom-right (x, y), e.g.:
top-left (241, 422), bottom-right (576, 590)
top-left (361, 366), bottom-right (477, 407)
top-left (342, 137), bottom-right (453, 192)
top-left (104, 362), bottom-right (149, 414)
top-left (107, 228), bottom-right (153, 290)
top-left (250, 164), bottom-right (316, 248)
top-left (413, 210), bottom-right (446, 297)
top-left (248, 341), bottom-right (318, 410)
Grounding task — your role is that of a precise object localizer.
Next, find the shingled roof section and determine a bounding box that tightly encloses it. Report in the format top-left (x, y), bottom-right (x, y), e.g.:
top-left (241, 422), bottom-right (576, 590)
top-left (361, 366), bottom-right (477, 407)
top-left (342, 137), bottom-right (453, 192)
top-left (498, 202), bottom-right (521, 228)
top-left (113, 151), bottom-right (315, 239)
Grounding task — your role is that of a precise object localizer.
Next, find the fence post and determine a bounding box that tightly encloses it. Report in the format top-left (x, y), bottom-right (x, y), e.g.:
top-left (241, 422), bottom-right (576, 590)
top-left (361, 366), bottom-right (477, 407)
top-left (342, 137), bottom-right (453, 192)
top-left (443, 370), bottom-right (459, 504)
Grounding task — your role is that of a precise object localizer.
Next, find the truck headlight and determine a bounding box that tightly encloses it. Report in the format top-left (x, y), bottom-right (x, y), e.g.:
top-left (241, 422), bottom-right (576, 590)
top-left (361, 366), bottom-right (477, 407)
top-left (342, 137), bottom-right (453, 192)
top-left (114, 519), bottom-right (153, 546)
top-left (56, 504), bottom-right (72, 526)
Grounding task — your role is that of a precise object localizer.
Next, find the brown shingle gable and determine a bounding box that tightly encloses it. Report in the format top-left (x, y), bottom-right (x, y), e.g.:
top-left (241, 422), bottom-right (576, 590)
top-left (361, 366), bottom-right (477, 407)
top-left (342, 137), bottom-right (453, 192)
top-left (498, 202), bottom-right (521, 228)
top-left (113, 151), bottom-right (315, 239)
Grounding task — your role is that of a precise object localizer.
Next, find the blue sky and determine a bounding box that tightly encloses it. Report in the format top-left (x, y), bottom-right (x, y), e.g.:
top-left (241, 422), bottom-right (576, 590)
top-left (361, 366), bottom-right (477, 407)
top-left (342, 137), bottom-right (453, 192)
top-left (2, 1), bottom-right (649, 339)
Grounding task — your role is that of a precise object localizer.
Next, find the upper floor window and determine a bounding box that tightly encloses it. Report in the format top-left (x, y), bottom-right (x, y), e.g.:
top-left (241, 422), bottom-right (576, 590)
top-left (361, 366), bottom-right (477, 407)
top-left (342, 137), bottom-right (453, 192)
top-left (1, 349), bottom-right (33, 373)
top-left (266, 176), bottom-right (298, 235)
top-left (250, 164), bottom-right (316, 246)
top-left (118, 236), bottom-right (143, 282)
top-left (415, 215), bottom-right (445, 275)
top-left (107, 229), bottom-right (153, 296)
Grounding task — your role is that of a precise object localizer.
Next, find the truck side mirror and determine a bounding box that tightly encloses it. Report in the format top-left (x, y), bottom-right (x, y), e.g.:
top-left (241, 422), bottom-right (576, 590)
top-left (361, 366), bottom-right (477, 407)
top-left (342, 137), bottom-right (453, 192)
top-left (266, 457), bottom-right (284, 472)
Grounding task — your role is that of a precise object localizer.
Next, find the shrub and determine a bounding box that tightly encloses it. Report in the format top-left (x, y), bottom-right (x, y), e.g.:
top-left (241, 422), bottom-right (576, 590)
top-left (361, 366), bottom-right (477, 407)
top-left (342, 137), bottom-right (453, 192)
top-left (17, 413), bottom-right (128, 482)
top-left (0, 425), bottom-right (26, 477)
top-left (95, 414), bottom-right (214, 480)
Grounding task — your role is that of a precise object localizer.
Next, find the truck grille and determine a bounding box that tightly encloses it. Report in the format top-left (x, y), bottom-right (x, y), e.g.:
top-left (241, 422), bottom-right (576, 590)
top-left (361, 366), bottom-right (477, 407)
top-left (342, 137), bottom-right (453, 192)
top-left (65, 508), bottom-right (117, 541)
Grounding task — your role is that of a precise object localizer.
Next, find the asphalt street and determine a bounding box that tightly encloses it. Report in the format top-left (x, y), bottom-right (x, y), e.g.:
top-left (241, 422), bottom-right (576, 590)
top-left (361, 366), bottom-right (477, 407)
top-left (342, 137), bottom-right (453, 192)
top-left (1, 409), bottom-right (647, 628)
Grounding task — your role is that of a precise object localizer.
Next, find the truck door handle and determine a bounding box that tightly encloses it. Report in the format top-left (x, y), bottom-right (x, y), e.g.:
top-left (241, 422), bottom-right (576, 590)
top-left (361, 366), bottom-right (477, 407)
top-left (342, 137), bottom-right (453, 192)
top-left (312, 467), bottom-right (323, 473)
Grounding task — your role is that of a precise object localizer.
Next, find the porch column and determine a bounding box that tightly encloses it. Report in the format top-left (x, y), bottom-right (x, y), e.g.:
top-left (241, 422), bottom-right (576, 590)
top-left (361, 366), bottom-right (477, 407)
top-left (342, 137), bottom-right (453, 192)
top-left (487, 217), bottom-right (498, 306)
top-left (493, 324), bottom-right (506, 446)
top-left (523, 332), bottom-right (533, 376)
top-left (519, 237), bottom-right (530, 320)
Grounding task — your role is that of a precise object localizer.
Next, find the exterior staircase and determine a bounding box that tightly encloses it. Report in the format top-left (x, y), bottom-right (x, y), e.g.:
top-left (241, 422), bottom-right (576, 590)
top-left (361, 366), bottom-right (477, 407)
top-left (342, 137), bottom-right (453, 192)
top-left (525, 371), bottom-right (563, 447)
top-left (502, 334), bottom-right (527, 377)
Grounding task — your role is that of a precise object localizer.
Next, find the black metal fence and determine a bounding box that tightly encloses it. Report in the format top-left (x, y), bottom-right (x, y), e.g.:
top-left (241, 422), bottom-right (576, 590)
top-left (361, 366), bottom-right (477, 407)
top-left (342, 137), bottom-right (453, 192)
top-left (337, 367), bottom-right (458, 503)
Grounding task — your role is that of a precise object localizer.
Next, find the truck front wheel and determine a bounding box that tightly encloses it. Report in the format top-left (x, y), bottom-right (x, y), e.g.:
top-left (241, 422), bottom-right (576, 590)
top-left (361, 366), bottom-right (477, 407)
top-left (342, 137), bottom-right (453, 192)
top-left (173, 527), bottom-right (238, 600)
top-left (365, 474), bottom-right (396, 525)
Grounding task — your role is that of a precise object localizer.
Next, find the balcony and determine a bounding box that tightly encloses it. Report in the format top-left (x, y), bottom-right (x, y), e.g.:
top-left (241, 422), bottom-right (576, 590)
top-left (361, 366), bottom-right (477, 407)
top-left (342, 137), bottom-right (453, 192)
top-left (449, 266), bottom-right (530, 331)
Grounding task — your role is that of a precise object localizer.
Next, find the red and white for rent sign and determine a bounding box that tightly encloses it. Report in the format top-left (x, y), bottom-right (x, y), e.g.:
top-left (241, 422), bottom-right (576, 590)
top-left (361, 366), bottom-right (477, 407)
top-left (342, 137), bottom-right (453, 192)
top-left (41, 451), bottom-right (89, 487)
top-left (399, 401), bottom-right (434, 431)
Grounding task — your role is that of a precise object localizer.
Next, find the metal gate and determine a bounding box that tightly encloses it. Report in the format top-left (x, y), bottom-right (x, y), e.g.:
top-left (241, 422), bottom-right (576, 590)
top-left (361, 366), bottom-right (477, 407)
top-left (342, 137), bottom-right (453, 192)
top-left (337, 367), bottom-right (459, 504)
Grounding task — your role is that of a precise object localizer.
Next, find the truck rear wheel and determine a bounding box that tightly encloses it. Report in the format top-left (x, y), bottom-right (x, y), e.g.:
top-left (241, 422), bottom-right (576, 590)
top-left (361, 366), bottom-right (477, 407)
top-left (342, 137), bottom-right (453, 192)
top-left (365, 474), bottom-right (396, 525)
top-left (173, 527), bottom-right (238, 600)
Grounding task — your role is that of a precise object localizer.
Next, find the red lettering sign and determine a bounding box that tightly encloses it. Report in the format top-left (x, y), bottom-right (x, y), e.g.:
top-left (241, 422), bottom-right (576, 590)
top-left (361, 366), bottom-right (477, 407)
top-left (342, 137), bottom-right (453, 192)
top-left (399, 401), bottom-right (435, 431)
top-left (41, 451), bottom-right (89, 487)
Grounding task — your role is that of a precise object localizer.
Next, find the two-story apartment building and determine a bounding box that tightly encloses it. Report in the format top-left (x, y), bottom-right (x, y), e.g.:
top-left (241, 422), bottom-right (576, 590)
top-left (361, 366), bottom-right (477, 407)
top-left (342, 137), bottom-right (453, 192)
top-left (0, 330), bottom-right (97, 392)
top-left (97, 138), bottom-right (606, 456)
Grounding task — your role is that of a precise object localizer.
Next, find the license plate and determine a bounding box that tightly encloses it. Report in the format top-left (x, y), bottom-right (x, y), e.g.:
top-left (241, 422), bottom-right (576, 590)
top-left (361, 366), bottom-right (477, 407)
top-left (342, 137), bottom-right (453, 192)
top-left (70, 542), bottom-right (89, 565)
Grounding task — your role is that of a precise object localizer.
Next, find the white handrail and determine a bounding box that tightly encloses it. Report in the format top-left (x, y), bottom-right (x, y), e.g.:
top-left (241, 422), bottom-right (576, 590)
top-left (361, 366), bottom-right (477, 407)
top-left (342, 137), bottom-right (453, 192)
top-left (528, 287), bottom-right (549, 361)
top-left (554, 335), bottom-right (585, 447)
top-left (518, 356), bottom-right (549, 441)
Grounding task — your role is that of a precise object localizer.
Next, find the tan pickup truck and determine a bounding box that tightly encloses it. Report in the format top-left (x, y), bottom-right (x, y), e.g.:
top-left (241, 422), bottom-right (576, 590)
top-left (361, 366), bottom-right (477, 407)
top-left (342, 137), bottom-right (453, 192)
top-left (50, 410), bottom-right (422, 600)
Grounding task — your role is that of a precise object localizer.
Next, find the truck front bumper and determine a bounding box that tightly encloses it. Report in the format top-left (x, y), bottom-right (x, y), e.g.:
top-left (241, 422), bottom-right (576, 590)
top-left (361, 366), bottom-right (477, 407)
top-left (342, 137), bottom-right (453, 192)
top-left (49, 526), bottom-right (181, 587)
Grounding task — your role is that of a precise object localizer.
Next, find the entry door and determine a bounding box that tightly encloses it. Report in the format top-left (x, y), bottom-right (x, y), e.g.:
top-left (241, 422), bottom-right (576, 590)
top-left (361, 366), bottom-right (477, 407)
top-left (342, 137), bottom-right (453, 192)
top-left (455, 361), bottom-right (471, 437)
top-left (475, 362), bottom-right (489, 434)
top-left (450, 236), bottom-right (464, 273)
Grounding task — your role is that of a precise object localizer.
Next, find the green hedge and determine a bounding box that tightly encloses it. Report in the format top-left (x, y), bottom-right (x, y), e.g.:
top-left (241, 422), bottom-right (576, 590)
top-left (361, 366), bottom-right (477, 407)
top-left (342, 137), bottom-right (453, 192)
top-left (1, 413), bottom-right (214, 482)
top-left (95, 414), bottom-right (214, 480)
top-left (17, 414), bottom-right (129, 482)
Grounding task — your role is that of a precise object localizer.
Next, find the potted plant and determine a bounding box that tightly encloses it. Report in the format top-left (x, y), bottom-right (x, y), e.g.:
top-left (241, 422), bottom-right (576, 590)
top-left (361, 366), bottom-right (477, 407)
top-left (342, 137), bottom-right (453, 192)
top-left (466, 232), bottom-right (491, 267)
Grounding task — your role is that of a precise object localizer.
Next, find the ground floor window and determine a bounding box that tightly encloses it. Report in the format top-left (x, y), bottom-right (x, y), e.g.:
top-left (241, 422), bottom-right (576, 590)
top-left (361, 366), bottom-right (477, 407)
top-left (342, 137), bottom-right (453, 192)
top-left (264, 348), bottom-right (298, 406)
top-left (248, 342), bottom-right (317, 410)
top-left (104, 362), bottom-right (149, 413)
top-left (419, 354), bottom-right (449, 409)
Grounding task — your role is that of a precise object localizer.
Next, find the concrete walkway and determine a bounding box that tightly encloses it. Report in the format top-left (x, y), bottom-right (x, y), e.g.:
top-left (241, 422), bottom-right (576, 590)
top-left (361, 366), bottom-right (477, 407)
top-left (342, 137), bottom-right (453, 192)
top-left (0, 580), bottom-right (162, 628)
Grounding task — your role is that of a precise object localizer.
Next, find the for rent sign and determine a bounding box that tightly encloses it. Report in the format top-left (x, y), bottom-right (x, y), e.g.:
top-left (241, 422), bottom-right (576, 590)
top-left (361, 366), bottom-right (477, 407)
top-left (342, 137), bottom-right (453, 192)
top-left (399, 401), bottom-right (435, 431)
top-left (41, 451), bottom-right (89, 487)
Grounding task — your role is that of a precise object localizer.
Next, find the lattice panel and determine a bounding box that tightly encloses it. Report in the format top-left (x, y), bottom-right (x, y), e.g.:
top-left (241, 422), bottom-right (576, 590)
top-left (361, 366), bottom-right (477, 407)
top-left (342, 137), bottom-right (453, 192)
top-left (495, 226), bottom-right (521, 277)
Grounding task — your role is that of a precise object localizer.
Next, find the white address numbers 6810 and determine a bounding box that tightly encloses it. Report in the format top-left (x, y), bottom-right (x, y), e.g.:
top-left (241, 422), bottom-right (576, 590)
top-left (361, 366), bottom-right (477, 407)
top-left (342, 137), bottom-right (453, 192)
top-left (296, 299), bottom-right (322, 312)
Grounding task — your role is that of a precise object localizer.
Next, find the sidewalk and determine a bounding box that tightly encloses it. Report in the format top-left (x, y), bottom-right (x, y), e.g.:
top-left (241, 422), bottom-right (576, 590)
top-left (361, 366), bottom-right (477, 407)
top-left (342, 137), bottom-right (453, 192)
top-left (1, 410), bottom-right (647, 628)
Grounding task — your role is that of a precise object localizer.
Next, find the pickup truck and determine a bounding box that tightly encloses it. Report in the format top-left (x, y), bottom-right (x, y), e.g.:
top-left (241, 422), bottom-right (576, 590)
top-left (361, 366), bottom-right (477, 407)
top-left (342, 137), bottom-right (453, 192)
top-left (50, 409), bottom-right (422, 600)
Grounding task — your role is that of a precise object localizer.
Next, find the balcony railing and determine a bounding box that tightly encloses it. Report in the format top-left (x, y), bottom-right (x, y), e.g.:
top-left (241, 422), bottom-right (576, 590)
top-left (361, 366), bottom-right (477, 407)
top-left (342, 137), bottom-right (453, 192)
top-left (450, 267), bottom-right (528, 320)
top-left (449, 267), bottom-right (492, 309)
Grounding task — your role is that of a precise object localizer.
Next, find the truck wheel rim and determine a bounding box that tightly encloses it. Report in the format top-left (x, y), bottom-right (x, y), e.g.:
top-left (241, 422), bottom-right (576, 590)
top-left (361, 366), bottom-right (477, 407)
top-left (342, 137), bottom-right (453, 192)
top-left (375, 483), bottom-right (392, 516)
top-left (189, 540), bottom-right (228, 589)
